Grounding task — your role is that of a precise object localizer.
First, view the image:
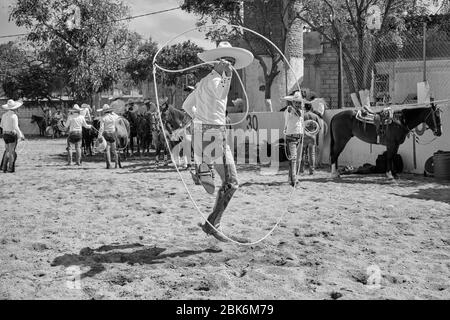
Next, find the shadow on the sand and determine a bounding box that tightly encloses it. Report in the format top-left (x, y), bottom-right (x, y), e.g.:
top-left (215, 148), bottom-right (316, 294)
top-left (240, 180), bottom-right (288, 187)
top-left (296, 174), bottom-right (433, 187)
top-left (117, 162), bottom-right (187, 174)
top-left (50, 152), bottom-right (157, 163)
top-left (393, 187), bottom-right (450, 205)
top-left (51, 243), bottom-right (220, 278)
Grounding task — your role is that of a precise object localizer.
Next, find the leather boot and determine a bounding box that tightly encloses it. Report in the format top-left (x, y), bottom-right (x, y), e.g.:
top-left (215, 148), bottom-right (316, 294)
top-left (75, 147), bottom-right (82, 165)
top-left (201, 183), bottom-right (237, 235)
top-left (67, 147), bottom-right (73, 165)
top-left (1, 150), bottom-right (7, 172)
top-left (9, 151), bottom-right (17, 173)
top-left (105, 147), bottom-right (112, 169)
top-left (289, 159), bottom-right (296, 186)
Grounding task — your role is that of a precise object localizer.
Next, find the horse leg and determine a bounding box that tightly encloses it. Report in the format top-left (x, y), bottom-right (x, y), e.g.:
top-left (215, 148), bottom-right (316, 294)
top-left (117, 145), bottom-right (122, 169)
top-left (385, 144), bottom-right (399, 180)
top-left (81, 135), bottom-right (86, 155)
top-left (137, 136), bottom-right (141, 156)
top-left (330, 133), bottom-right (352, 179)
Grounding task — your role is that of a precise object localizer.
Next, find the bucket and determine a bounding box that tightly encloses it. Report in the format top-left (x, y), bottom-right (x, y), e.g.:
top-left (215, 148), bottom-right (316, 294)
top-left (424, 156), bottom-right (434, 177)
top-left (433, 151), bottom-right (450, 180)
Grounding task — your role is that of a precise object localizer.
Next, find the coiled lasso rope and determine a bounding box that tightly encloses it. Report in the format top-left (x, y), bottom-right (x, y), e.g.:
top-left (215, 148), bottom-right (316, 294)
top-left (152, 24), bottom-right (306, 245)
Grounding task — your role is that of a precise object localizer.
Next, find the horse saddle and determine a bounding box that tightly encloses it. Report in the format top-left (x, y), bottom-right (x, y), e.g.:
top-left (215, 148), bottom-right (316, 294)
top-left (356, 108), bottom-right (395, 144)
top-left (355, 108), bottom-right (394, 126)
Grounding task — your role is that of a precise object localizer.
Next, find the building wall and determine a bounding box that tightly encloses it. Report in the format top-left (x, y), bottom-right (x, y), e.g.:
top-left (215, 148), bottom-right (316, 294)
top-left (228, 106), bottom-right (450, 174)
top-left (0, 105), bottom-right (46, 135)
top-left (0, 100), bottom-right (74, 135)
top-left (376, 59), bottom-right (450, 103)
top-left (303, 42), bottom-right (355, 109)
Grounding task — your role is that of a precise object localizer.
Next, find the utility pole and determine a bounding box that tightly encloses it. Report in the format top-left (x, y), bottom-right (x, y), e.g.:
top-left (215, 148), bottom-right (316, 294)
top-left (423, 21), bottom-right (427, 82)
top-left (338, 41), bottom-right (344, 108)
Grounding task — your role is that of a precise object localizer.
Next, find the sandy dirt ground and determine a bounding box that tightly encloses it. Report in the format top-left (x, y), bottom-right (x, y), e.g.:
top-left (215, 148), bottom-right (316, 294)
top-left (0, 137), bottom-right (449, 300)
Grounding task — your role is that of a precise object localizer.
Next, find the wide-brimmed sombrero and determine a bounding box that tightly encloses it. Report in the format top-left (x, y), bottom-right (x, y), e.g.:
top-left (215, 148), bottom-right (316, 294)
top-left (281, 91), bottom-right (304, 102)
top-left (97, 104), bottom-right (112, 112)
top-left (197, 41), bottom-right (254, 70)
top-left (183, 85), bottom-right (195, 92)
top-left (159, 97), bottom-right (169, 106)
top-left (2, 99), bottom-right (23, 110)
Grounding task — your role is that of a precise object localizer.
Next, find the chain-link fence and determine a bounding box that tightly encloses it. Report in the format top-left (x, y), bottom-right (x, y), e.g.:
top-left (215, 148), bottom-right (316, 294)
top-left (340, 14), bottom-right (450, 108)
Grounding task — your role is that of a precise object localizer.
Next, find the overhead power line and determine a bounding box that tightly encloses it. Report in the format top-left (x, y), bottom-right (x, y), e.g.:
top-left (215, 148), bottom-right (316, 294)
top-left (0, 6), bottom-right (181, 40)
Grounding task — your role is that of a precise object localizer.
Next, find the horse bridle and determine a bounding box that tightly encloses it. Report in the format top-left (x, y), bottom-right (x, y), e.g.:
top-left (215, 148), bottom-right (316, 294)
top-left (424, 105), bottom-right (441, 136)
top-left (402, 105), bottom-right (441, 136)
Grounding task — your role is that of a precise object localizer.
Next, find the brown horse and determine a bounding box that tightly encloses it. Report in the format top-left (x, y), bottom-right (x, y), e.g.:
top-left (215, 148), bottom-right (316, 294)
top-left (330, 104), bottom-right (442, 179)
top-left (123, 110), bottom-right (140, 156)
top-left (31, 115), bottom-right (47, 136)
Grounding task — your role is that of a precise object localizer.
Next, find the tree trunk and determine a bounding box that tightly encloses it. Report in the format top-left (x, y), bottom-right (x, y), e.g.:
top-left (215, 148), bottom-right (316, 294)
top-left (285, 0), bottom-right (304, 94)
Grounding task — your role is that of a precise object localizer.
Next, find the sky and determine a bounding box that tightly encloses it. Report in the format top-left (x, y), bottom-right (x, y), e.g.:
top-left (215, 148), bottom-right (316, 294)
top-left (0, 0), bottom-right (215, 49)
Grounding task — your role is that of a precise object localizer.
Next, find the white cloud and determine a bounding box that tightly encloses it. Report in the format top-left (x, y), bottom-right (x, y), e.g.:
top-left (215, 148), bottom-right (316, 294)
top-left (127, 0), bottom-right (214, 49)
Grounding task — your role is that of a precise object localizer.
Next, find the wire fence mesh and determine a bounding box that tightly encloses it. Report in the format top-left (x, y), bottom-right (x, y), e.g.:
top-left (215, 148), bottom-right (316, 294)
top-left (339, 14), bottom-right (450, 109)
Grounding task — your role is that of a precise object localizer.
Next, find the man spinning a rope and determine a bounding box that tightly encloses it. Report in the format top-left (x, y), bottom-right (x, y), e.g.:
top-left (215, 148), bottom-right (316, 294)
top-left (179, 41), bottom-right (254, 242)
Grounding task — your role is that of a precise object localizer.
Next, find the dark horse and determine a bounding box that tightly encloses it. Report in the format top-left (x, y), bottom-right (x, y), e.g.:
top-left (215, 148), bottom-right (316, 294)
top-left (82, 119), bottom-right (100, 156)
top-left (123, 110), bottom-right (140, 156)
top-left (159, 105), bottom-right (191, 166)
top-left (31, 115), bottom-right (47, 136)
top-left (330, 104), bottom-right (442, 179)
top-left (136, 113), bottom-right (153, 155)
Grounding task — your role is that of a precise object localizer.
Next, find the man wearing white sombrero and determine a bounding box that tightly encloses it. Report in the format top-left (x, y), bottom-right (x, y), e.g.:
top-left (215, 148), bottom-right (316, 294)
top-left (0, 99), bottom-right (25, 173)
top-left (282, 91), bottom-right (305, 186)
top-left (64, 104), bottom-right (92, 165)
top-left (97, 104), bottom-right (120, 169)
top-left (181, 41), bottom-right (254, 242)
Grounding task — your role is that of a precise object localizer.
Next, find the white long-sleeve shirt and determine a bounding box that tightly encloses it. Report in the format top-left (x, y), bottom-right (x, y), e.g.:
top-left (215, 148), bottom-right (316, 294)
top-left (0, 111), bottom-right (24, 138)
top-left (284, 106), bottom-right (304, 135)
top-left (98, 112), bottom-right (120, 136)
top-left (65, 114), bottom-right (91, 132)
top-left (182, 70), bottom-right (231, 125)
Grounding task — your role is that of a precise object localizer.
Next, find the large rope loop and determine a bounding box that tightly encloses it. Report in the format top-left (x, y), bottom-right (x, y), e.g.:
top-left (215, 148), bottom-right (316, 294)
top-left (151, 24), bottom-right (305, 245)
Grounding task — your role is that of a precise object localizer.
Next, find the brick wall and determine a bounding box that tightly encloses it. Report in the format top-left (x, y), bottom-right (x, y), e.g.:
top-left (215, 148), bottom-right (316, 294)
top-left (304, 43), bottom-right (354, 108)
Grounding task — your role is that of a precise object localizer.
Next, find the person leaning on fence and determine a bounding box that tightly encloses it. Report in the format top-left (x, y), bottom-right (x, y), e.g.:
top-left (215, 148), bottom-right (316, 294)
top-left (64, 104), bottom-right (92, 166)
top-left (301, 103), bottom-right (322, 175)
top-left (0, 99), bottom-right (25, 173)
top-left (97, 104), bottom-right (120, 169)
top-left (282, 91), bottom-right (305, 186)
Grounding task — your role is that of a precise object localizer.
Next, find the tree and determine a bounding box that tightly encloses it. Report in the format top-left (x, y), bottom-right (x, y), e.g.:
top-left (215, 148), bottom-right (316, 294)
top-left (0, 41), bottom-right (58, 101)
top-left (124, 37), bottom-right (159, 85)
top-left (156, 40), bottom-right (208, 103)
top-left (181, 0), bottom-right (305, 100)
top-left (297, 0), bottom-right (428, 105)
top-left (9, 0), bottom-right (139, 102)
